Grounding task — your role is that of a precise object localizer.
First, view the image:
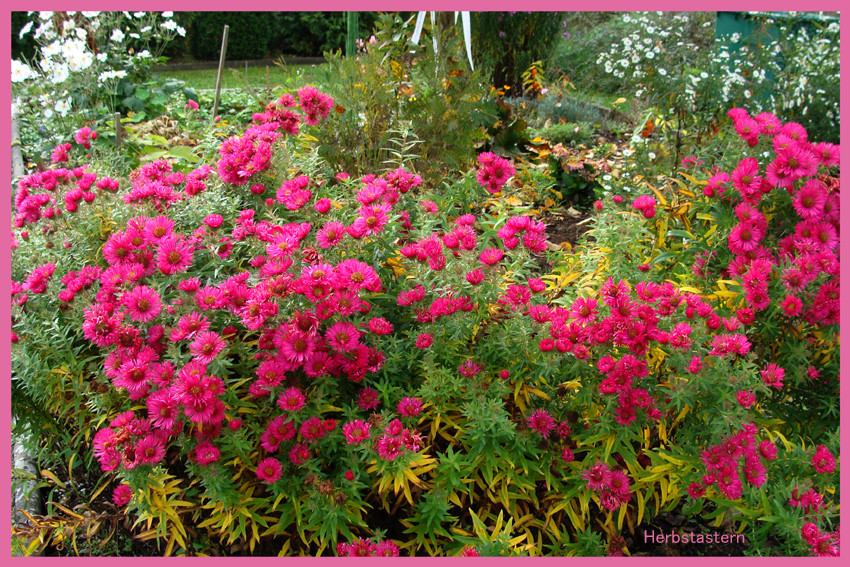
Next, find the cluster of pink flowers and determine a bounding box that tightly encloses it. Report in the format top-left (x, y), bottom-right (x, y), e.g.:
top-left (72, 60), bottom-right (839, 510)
top-left (718, 109), bottom-right (840, 327)
top-left (688, 423), bottom-right (776, 501)
top-left (375, 418), bottom-right (422, 461)
top-left (476, 151), bottom-right (516, 194)
top-left (789, 486), bottom-right (824, 517)
top-left (631, 195), bottom-right (657, 218)
top-left (14, 166), bottom-right (118, 227)
top-left (801, 522), bottom-right (840, 557)
top-left (582, 461), bottom-right (632, 510)
top-left (73, 126), bottom-right (97, 149)
top-left (496, 214), bottom-right (547, 253)
top-left (336, 537), bottom-right (399, 557)
top-left (811, 445), bottom-right (837, 474)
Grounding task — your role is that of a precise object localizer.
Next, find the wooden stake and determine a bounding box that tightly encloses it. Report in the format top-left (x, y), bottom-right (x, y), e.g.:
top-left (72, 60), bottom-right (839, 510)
top-left (266, 65), bottom-right (270, 91)
top-left (114, 112), bottom-right (123, 148)
top-left (11, 104), bottom-right (25, 181)
top-left (211, 24), bottom-right (230, 126)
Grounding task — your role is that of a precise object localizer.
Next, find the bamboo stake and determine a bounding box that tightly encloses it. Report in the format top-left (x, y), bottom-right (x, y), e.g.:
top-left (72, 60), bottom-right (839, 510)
top-left (211, 24), bottom-right (230, 125)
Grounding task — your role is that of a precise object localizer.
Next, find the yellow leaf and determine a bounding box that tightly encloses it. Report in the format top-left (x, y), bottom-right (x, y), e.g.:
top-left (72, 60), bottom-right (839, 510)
top-left (41, 469), bottom-right (66, 489)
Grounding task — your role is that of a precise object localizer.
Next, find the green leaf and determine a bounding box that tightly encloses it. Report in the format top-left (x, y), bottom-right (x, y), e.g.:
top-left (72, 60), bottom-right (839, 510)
top-left (167, 146), bottom-right (199, 163)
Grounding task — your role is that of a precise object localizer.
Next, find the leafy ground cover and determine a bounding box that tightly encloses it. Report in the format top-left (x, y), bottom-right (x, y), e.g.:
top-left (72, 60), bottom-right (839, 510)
top-left (10, 10), bottom-right (840, 558)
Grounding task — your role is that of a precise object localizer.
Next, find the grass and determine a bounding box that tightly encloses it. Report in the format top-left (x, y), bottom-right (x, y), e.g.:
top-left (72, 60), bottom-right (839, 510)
top-left (154, 63), bottom-right (326, 91)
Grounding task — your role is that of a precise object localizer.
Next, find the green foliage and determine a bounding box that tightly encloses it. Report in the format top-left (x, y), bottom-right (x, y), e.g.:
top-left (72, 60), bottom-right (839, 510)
top-left (189, 12), bottom-right (274, 60)
top-left (472, 12), bottom-right (565, 91)
top-left (310, 13), bottom-right (492, 184)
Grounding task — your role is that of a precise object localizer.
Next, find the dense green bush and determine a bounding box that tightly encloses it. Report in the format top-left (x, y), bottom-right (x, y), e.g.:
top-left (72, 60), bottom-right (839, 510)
top-left (472, 12), bottom-right (564, 91)
top-left (270, 12), bottom-right (379, 56)
top-left (189, 12), bottom-right (274, 60)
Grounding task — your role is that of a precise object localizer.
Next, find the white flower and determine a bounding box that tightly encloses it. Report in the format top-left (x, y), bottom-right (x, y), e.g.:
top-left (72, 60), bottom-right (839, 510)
top-left (645, 51), bottom-right (654, 59)
top-left (603, 174), bottom-right (613, 181)
top-left (162, 20), bottom-right (177, 31)
top-left (658, 68), bottom-right (667, 76)
top-left (744, 89), bottom-right (752, 99)
top-left (18, 21), bottom-right (33, 39)
top-left (111, 29), bottom-right (125, 42)
top-left (133, 11), bottom-right (146, 18)
top-left (43, 108), bottom-right (54, 119)
top-left (81, 11), bottom-right (100, 18)
top-left (141, 26), bottom-right (152, 33)
top-left (11, 60), bottom-right (35, 83)
top-left (96, 52), bottom-right (107, 62)
top-left (54, 98), bottom-right (72, 116)
top-left (38, 11), bottom-right (53, 21)
top-left (622, 149), bottom-right (634, 157)
top-left (176, 26), bottom-right (186, 37)
top-left (700, 71), bottom-right (708, 79)
top-left (50, 63), bottom-right (69, 84)
top-left (618, 58), bottom-right (629, 68)
top-left (98, 69), bottom-right (128, 82)
top-left (129, 33), bottom-right (141, 39)
top-left (137, 50), bottom-right (151, 59)
top-left (162, 11), bottom-right (174, 18)
top-left (34, 22), bottom-right (55, 40)
top-left (62, 19), bottom-right (76, 32)
top-left (648, 152), bottom-right (657, 159)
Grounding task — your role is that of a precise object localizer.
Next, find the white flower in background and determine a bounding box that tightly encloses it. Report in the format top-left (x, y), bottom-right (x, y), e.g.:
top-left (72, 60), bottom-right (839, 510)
top-left (18, 20), bottom-right (33, 38)
top-left (162, 11), bottom-right (174, 18)
top-left (34, 22), bottom-right (55, 40)
top-left (622, 149), bottom-right (633, 157)
top-left (648, 152), bottom-right (656, 159)
top-left (81, 11), bottom-right (100, 18)
top-left (50, 63), bottom-right (69, 83)
top-left (744, 89), bottom-right (752, 99)
top-left (176, 26), bottom-right (186, 37)
top-left (98, 69), bottom-right (128, 83)
top-left (42, 40), bottom-right (62, 58)
top-left (645, 51), bottom-right (654, 59)
top-left (631, 53), bottom-right (640, 63)
top-left (618, 58), bottom-right (629, 68)
top-left (111, 28), bottom-right (125, 42)
top-left (658, 68), bottom-right (667, 76)
top-left (62, 19), bottom-right (76, 32)
top-left (129, 33), bottom-right (141, 39)
top-left (39, 11), bottom-right (53, 20)
top-left (137, 50), bottom-right (151, 59)
top-left (700, 71), bottom-right (708, 79)
top-left (134, 11), bottom-right (146, 18)
top-left (67, 49), bottom-right (93, 72)
top-left (623, 15), bottom-right (632, 23)
top-left (11, 60), bottom-right (35, 83)
top-left (54, 98), bottom-right (72, 116)
top-left (162, 19), bottom-right (177, 31)
top-left (141, 26), bottom-right (152, 33)
top-left (43, 108), bottom-right (54, 119)
top-left (96, 52), bottom-right (107, 62)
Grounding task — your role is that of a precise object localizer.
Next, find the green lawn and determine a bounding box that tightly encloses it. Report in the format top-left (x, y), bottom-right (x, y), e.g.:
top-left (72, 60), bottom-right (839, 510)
top-left (154, 63), bottom-right (326, 91)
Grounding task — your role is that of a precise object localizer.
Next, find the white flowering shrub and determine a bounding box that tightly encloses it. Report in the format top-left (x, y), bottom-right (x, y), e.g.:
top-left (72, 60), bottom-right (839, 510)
top-left (713, 15), bottom-right (839, 142)
top-left (593, 12), bottom-right (840, 145)
top-left (13, 11), bottom-right (187, 157)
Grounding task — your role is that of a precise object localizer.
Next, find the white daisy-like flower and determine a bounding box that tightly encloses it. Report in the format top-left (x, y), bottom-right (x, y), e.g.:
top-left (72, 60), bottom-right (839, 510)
top-left (11, 60), bottom-right (35, 83)
top-left (658, 68), bottom-right (667, 76)
top-left (50, 63), bottom-right (69, 84)
top-left (18, 20), bottom-right (33, 39)
top-left (111, 29), bottom-right (125, 42)
top-left (162, 11), bottom-right (174, 18)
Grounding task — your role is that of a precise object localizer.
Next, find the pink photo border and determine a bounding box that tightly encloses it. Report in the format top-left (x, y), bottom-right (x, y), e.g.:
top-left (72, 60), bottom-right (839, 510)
top-left (2, 0), bottom-right (846, 562)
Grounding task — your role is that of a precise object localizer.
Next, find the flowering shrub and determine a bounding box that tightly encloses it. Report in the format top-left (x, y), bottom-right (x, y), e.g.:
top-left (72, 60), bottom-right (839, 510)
top-left (11, 77), bottom-right (839, 557)
top-left (13, 11), bottom-right (188, 160)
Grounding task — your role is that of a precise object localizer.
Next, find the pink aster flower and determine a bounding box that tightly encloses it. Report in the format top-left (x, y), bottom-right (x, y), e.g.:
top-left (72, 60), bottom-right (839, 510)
top-left (479, 247), bottom-right (504, 266)
top-left (277, 387), bottom-right (307, 412)
top-left (112, 484), bottom-right (133, 506)
top-left (812, 445), bottom-right (836, 474)
top-left (256, 457), bottom-right (282, 483)
top-left (342, 419), bottom-right (371, 444)
top-left (325, 321), bottom-right (361, 353)
top-left (415, 333), bottom-right (433, 349)
top-left (527, 408), bottom-right (556, 438)
top-left (760, 363), bottom-right (785, 389)
top-left (397, 396), bottom-right (424, 417)
top-left (189, 331), bottom-right (227, 364)
top-left (121, 285), bottom-right (162, 323)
